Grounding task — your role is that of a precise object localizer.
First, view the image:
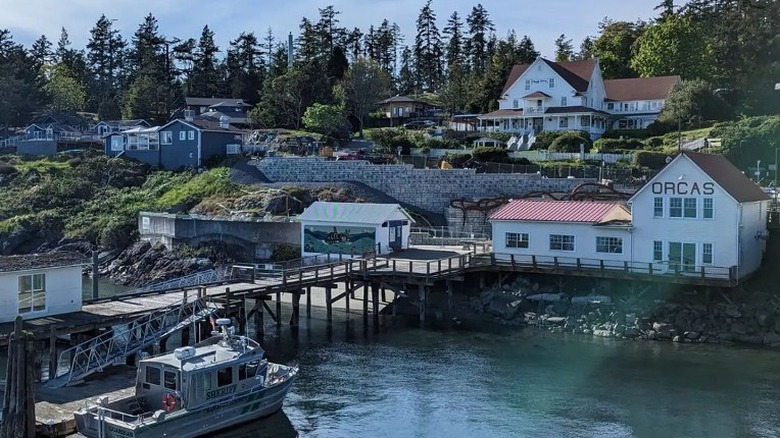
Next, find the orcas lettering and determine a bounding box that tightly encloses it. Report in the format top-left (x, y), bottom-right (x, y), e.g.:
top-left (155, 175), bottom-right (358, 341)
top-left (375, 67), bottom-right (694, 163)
top-left (651, 181), bottom-right (715, 195)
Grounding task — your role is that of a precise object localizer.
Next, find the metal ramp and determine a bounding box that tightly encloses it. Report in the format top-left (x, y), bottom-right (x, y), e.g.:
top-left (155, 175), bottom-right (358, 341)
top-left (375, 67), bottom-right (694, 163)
top-left (118, 268), bottom-right (229, 297)
top-left (45, 297), bottom-right (219, 388)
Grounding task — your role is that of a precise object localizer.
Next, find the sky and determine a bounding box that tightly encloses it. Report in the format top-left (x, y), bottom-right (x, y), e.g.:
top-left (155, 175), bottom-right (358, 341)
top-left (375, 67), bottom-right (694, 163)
top-left (0, 0), bottom-right (675, 58)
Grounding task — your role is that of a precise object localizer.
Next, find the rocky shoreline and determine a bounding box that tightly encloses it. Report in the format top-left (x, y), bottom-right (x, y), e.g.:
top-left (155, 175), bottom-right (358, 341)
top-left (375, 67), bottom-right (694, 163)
top-left (457, 276), bottom-right (780, 348)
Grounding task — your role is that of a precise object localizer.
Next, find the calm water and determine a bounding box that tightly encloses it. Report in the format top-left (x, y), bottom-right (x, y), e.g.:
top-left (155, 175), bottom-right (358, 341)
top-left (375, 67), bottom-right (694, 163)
top-left (250, 305), bottom-right (780, 438)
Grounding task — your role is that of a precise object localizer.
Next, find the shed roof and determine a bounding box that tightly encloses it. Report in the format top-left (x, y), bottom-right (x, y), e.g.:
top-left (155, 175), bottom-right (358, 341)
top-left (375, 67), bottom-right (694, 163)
top-left (298, 202), bottom-right (413, 225)
top-left (0, 251), bottom-right (89, 273)
top-left (490, 200), bottom-right (630, 223)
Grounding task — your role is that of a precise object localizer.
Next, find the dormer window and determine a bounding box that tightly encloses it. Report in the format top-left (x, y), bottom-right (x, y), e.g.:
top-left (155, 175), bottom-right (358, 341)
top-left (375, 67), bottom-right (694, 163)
top-left (561, 97), bottom-right (567, 106)
top-left (549, 78), bottom-right (555, 88)
top-left (525, 80), bottom-right (530, 91)
top-left (512, 99), bottom-right (519, 108)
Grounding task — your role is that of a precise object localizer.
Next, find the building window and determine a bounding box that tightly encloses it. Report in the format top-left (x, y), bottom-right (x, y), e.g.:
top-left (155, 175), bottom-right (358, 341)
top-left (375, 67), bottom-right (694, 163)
top-left (703, 198), bottom-right (713, 219)
top-left (179, 131), bottom-right (186, 141)
top-left (703, 243), bottom-right (713, 264)
top-left (142, 217), bottom-right (150, 230)
top-left (549, 77), bottom-right (555, 88)
top-left (512, 99), bottom-right (519, 108)
top-left (525, 80), bottom-right (530, 90)
top-left (226, 144), bottom-right (240, 155)
top-left (160, 131), bottom-right (172, 145)
top-left (18, 273), bottom-right (46, 313)
top-left (684, 198), bottom-right (697, 218)
top-left (561, 97), bottom-right (567, 106)
top-left (559, 117), bottom-right (568, 128)
top-left (653, 197), bottom-right (663, 217)
top-left (549, 234), bottom-right (574, 251)
top-left (110, 136), bottom-right (123, 151)
top-left (607, 102), bottom-right (614, 110)
top-left (653, 241), bottom-right (663, 261)
top-left (506, 232), bottom-right (529, 248)
top-left (669, 197), bottom-right (683, 218)
top-left (188, 130), bottom-right (195, 140)
top-left (596, 236), bottom-right (623, 254)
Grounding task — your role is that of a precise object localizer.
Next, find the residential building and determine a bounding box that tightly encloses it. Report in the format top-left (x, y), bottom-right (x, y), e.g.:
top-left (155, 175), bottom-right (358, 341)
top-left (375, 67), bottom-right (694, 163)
top-left (298, 202), bottom-right (414, 257)
top-left (16, 113), bottom-right (95, 155)
top-left (478, 57), bottom-right (679, 147)
top-left (104, 114), bottom-right (245, 170)
top-left (181, 97), bottom-right (252, 126)
top-left (93, 119), bottom-right (150, 137)
top-left (490, 152), bottom-right (770, 283)
top-left (377, 96), bottom-right (436, 120)
top-left (0, 251), bottom-right (87, 323)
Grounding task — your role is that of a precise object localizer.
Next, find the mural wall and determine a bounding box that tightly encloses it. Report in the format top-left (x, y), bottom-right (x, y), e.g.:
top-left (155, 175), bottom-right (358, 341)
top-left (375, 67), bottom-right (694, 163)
top-left (303, 225), bottom-right (376, 254)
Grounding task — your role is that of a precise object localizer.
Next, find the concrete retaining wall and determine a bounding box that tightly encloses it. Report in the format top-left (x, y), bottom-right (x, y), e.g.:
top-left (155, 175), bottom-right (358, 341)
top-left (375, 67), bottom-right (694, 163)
top-left (139, 212), bottom-right (301, 261)
top-left (255, 157), bottom-right (589, 215)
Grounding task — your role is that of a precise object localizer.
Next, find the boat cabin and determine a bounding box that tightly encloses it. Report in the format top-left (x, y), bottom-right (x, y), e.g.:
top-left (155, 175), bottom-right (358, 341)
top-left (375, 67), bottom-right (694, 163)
top-left (135, 334), bottom-right (268, 412)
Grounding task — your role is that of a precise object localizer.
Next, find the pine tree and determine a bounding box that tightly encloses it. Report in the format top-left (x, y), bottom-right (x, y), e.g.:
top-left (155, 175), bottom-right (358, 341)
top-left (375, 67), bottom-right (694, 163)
top-left (226, 32), bottom-right (265, 102)
top-left (30, 35), bottom-right (53, 70)
top-left (554, 34), bottom-right (574, 61)
top-left (188, 25), bottom-right (220, 97)
top-left (129, 14), bottom-right (166, 80)
top-left (344, 28), bottom-right (363, 62)
top-left (397, 46), bottom-right (415, 95)
top-left (414, 0), bottom-right (444, 91)
top-left (515, 35), bottom-right (540, 64)
top-left (465, 3), bottom-right (494, 73)
top-left (86, 15), bottom-right (126, 116)
top-left (576, 36), bottom-right (594, 60)
top-left (443, 11), bottom-right (464, 71)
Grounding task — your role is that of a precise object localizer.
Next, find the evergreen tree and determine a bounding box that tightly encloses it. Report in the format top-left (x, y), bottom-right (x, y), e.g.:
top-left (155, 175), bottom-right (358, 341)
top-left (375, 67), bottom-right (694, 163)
top-left (413, 0), bottom-right (444, 91)
top-left (172, 37), bottom-right (196, 92)
top-left (30, 35), bottom-right (53, 70)
top-left (188, 25), bottom-right (220, 97)
top-left (397, 46), bottom-right (415, 95)
top-left (262, 28), bottom-right (276, 68)
top-left (56, 27), bottom-right (89, 88)
top-left (654, 0), bottom-right (677, 22)
top-left (443, 11), bottom-right (464, 71)
top-left (334, 57), bottom-right (391, 137)
top-left (465, 3), bottom-right (494, 73)
top-left (314, 6), bottom-right (346, 56)
top-left (0, 30), bottom-right (45, 127)
top-left (226, 32), bottom-right (265, 102)
top-left (554, 34), bottom-right (574, 61)
top-left (344, 28), bottom-right (363, 62)
top-left (576, 36), bottom-right (594, 60)
top-left (86, 15), bottom-right (126, 115)
top-left (45, 64), bottom-right (86, 113)
top-left (515, 35), bottom-right (540, 64)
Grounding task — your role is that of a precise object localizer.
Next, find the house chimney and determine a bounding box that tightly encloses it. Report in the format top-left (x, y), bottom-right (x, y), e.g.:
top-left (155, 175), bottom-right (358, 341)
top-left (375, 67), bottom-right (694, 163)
top-left (287, 32), bottom-right (294, 67)
top-left (184, 109), bottom-right (194, 122)
top-left (219, 115), bottom-right (230, 129)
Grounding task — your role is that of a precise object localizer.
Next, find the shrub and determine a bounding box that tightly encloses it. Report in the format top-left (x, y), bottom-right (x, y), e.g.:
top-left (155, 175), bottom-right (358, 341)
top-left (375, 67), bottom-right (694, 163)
top-left (593, 138), bottom-right (645, 153)
top-left (472, 146), bottom-right (510, 163)
top-left (0, 161), bottom-right (17, 175)
top-left (633, 151), bottom-right (673, 169)
top-left (533, 131), bottom-right (566, 149)
top-left (548, 131), bottom-right (592, 152)
top-left (99, 218), bottom-right (136, 250)
top-left (368, 128), bottom-right (415, 155)
top-left (272, 244), bottom-right (300, 261)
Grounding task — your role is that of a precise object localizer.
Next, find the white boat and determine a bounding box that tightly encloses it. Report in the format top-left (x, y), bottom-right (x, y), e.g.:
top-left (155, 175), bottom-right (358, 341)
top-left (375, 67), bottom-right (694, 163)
top-left (73, 319), bottom-right (298, 438)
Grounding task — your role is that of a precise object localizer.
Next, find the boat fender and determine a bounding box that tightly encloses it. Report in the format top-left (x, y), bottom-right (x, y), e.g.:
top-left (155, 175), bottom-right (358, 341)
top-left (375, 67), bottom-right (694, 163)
top-left (162, 393), bottom-right (176, 412)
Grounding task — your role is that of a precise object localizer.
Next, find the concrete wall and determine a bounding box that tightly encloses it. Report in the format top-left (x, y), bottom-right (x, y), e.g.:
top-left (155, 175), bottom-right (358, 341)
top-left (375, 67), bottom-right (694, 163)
top-left (0, 266), bottom-right (83, 323)
top-left (17, 140), bottom-right (58, 156)
top-left (139, 212), bottom-right (301, 261)
top-left (255, 157), bottom-right (587, 215)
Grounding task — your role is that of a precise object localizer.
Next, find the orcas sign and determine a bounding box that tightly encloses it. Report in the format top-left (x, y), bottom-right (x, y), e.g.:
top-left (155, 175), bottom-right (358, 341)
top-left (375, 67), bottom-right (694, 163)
top-left (651, 181), bottom-right (715, 196)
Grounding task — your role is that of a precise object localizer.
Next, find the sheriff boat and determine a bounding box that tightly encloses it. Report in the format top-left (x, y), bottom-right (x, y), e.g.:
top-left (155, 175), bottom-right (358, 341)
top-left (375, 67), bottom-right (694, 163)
top-left (74, 319), bottom-right (298, 438)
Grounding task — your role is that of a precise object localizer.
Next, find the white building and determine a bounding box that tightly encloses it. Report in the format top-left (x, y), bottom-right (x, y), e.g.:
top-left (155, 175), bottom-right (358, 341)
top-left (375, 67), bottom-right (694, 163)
top-left (0, 252), bottom-right (87, 323)
top-left (298, 202), bottom-right (414, 257)
top-left (478, 57), bottom-right (679, 146)
top-left (489, 152), bottom-right (770, 283)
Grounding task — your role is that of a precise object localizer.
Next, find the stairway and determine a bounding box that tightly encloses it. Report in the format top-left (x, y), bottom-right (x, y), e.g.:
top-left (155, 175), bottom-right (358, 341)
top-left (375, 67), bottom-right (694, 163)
top-left (45, 298), bottom-right (219, 388)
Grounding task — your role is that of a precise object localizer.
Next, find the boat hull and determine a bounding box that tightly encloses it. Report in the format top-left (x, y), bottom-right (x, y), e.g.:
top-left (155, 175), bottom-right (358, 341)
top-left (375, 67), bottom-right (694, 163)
top-left (75, 369), bottom-right (296, 438)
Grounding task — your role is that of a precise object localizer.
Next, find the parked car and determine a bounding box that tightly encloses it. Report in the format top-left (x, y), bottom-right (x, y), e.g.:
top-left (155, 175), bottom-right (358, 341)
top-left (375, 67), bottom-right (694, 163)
top-left (403, 120), bottom-right (436, 130)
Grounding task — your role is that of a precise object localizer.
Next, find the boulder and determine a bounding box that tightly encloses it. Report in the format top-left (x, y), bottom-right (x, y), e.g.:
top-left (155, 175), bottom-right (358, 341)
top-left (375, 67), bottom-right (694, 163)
top-left (763, 332), bottom-right (780, 347)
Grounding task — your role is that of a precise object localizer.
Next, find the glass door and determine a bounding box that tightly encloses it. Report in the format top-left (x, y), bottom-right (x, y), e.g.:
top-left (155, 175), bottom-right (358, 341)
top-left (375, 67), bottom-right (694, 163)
top-left (668, 242), bottom-right (696, 273)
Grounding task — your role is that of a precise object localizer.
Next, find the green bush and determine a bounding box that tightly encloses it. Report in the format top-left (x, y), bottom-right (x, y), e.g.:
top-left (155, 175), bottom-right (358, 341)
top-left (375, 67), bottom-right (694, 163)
top-left (368, 128), bottom-right (415, 155)
top-left (594, 138), bottom-right (645, 153)
top-left (99, 217), bottom-right (136, 250)
top-left (0, 161), bottom-right (17, 175)
top-left (548, 131), bottom-right (593, 152)
top-left (272, 244), bottom-right (301, 261)
top-left (472, 147), bottom-right (510, 163)
top-left (633, 151), bottom-right (673, 169)
top-left (533, 131), bottom-right (566, 149)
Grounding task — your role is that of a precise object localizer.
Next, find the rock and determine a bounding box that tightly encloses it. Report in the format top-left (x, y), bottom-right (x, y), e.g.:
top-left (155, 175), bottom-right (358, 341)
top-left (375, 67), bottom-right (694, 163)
top-left (623, 327), bottom-right (640, 338)
top-left (672, 335), bottom-right (681, 342)
top-left (593, 329), bottom-right (613, 337)
top-left (724, 305), bottom-right (742, 318)
top-left (546, 316), bottom-right (567, 325)
top-left (763, 332), bottom-right (780, 347)
top-left (685, 331), bottom-right (699, 340)
top-left (730, 322), bottom-right (747, 335)
top-left (652, 322), bottom-right (670, 332)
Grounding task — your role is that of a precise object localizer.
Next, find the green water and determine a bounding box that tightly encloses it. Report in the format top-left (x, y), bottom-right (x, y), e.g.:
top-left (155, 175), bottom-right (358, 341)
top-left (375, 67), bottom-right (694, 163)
top-left (255, 307), bottom-right (780, 438)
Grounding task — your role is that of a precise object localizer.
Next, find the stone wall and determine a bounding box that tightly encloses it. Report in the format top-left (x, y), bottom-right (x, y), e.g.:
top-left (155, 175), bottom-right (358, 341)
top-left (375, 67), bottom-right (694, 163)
top-left (255, 157), bottom-right (589, 215)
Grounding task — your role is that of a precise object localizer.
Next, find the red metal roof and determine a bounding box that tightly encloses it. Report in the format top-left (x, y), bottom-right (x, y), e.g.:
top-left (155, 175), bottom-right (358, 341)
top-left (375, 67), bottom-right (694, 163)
top-left (489, 200), bottom-right (630, 223)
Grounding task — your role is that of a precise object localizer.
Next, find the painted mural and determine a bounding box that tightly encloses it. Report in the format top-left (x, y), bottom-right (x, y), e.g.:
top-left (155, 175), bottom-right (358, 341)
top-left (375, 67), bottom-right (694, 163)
top-left (303, 225), bottom-right (376, 254)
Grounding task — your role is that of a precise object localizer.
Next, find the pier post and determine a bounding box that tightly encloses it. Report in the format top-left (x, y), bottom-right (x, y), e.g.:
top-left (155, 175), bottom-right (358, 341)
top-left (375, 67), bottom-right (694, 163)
top-left (181, 326), bottom-right (190, 346)
top-left (371, 283), bottom-right (380, 331)
top-left (446, 280), bottom-right (453, 327)
top-left (225, 287), bottom-right (232, 315)
top-left (362, 284), bottom-right (369, 327)
top-left (345, 281), bottom-right (351, 316)
top-left (276, 292), bottom-right (282, 327)
top-left (239, 296), bottom-right (248, 335)
top-left (158, 335), bottom-right (169, 353)
top-left (306, 286), bottom-right (312, 317)
top-left (290, 291), bottom-right (301, 326)
top-left (418, 284), bottom-right (426, 326)
top-left (32, 341), bottom-right (44, 382)
top-left (325, 286), bottom-right (333, 322)
top-left (1, 316), bottom-right (36, 438)
top-left (479, 272), bottom-right (485, 290)
top-left (92, 250), bottom-right (100, 300)
top-left (253, 299), bottom-right (265, 339)
top-left (48, 326), bottom-right (58, 382)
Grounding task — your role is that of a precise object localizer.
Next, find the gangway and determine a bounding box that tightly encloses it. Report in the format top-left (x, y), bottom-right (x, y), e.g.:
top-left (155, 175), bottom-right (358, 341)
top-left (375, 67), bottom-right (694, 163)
top-left (45, 296), bottom-right (219, 388)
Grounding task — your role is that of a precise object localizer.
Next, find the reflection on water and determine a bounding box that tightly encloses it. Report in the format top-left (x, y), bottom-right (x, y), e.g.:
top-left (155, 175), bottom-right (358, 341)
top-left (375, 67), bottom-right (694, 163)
top-left (81, 276), bottom-right (132, 300)
top-left (212, 410), bottom-right (298, 438)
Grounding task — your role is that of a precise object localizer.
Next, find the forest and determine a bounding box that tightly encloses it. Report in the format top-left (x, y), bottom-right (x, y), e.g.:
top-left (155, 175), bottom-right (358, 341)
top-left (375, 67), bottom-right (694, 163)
top-left (0, 0), bottom-right (778, 133)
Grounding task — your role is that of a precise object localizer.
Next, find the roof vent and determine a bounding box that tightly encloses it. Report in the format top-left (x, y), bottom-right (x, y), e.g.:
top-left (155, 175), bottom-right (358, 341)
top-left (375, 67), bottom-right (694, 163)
top-left (219, 115), bottom-right (230, 129)
top-left (184, 109), bottom-right (195, 122)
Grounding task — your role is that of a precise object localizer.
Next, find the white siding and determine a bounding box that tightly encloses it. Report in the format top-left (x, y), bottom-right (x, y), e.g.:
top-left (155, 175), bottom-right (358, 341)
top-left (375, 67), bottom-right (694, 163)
top-left (300, 220), bottom-right (411, 258)
top-left (500, 59), bottom-right (578, 112)
top-left (0, 266), bottom-right (83, 323)
top-left (631, 156), bottom-right (740, 274)
top-left (738, 200), bottom-right (769, 276)
top-left (586, 59), bottom-right (606, 110)
top-left (492, 220), bottom-right (631, 267)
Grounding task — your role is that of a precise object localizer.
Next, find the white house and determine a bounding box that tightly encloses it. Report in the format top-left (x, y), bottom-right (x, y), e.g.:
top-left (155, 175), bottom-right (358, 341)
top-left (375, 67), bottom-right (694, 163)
top-left (298, 202), bottom-right (414, 257)
top-left (629, 151), bottom-right (770, 279)
top-left (489, 152), bottom-right (770, 283)
top-left (0, 251), bottom-right (87, 323)
top-left (478, 57), bottom-right (679, 144)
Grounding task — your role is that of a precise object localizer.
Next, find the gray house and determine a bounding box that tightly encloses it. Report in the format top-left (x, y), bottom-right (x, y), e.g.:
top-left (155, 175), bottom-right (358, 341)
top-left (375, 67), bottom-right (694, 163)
top-left (104, 115), bottom-right (245, 169)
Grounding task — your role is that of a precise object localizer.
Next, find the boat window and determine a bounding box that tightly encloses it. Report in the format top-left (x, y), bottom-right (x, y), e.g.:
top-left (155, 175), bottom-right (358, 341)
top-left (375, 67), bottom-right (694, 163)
top-left (239, 360), bottom-right (260, 380)
top-left (217, 367), bottom-right (233, 387)
top-left (164, 370), bottom-right (177, 390)
top-left (201, 372), bottom-right (212, 392)
top-left (145, 366), bottom-right (161, 386)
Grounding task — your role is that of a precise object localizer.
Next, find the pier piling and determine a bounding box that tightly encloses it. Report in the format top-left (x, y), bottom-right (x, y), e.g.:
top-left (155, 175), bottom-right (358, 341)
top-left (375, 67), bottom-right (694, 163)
top-left (275, 292), bottom-right (282, 327)
top-left (325, 286), bottom-right (333, 322)
top-left (1, 316), bottom-right (36, 438)
top-left (290, 291), bottom-right (301, 326)
top-left (371, 283), bottom-right (380, 331)
top-left (306, 286), bottom-right (312, 317)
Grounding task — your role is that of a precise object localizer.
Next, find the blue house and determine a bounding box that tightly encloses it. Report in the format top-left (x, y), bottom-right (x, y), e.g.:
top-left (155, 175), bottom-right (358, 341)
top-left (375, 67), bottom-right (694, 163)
top-left (17, 113), bottom-right (94, 155)
top-left (104, 115), bottom-right (245, 170)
